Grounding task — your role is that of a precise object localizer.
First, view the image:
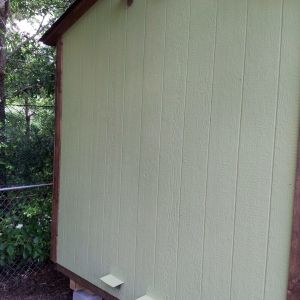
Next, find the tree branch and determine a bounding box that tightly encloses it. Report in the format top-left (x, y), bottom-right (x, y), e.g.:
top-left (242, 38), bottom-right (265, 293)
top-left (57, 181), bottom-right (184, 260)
top-left (6, 14), bottom-right (47, 61)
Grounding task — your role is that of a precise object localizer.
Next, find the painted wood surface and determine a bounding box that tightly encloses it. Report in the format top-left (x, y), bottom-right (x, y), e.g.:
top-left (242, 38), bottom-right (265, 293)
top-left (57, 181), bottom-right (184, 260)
top-left (59, 0), bottom-right (300, 299)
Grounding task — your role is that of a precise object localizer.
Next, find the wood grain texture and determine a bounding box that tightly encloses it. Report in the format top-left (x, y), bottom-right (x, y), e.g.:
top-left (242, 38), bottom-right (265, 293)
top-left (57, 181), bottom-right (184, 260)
top-left (75, 9), bottom-right (95, 280)
top-left (56, 0), bottom-right (300, 299)
top-left (51, 38), bottom-right (63, 263)
top-left (152, 0), bottom-right (190, 298)
top-left (287, 0), bottom-right (300, 289)
top-left (230, 1), bottom-right (284, 299)
top-left (175, 0), bottom-right (217, 299)
top-left (287, 138), bottom-right (300, 300)
top-left (87, 0), bottom-right (110, 288)
top-left (58, 21), bottom-right (82, 270)
top-left (201, 0), bottom-right (248, 299)
top-left (71, 19), bottom-right (87, 278)
top-left (116, 0), bottom-right (146, 299)
top-left (134, 0), bottom-right (167, 298)
top-left (99, 1), bottom-right (127, 297)
top-left (267, 1), bottom-right (300, 299)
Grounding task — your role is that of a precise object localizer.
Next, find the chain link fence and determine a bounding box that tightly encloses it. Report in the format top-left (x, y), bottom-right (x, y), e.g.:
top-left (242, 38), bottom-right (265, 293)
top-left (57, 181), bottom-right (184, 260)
top-left (3, 104), bottom-right (54, 187)
top-left (0, 184), bottom-right (52, 289)
top-left (0, 103), bottom-right (72, 299)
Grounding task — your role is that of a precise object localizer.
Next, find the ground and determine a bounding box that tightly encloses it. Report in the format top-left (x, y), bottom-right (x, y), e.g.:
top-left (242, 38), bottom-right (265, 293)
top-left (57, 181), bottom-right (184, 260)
top-left (0, 263), bottom-right (72, 300)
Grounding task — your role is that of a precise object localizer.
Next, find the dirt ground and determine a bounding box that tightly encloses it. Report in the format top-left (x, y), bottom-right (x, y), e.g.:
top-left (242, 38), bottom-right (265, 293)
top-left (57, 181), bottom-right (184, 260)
top-left (0, 263), bottom-right (73, 300)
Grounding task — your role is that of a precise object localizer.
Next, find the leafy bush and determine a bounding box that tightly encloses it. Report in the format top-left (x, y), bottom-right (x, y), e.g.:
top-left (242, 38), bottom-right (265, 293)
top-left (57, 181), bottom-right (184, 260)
top-left (4, 105), bottom-right (54, 186)
top-left (0, 191), bottom-right (52, 267)
top-left (0, 0), bottom-right (75, 271)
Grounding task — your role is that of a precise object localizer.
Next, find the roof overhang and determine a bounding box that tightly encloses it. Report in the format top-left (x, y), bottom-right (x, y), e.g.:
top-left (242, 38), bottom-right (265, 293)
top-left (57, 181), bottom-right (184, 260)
top-left (40, 0), bottom-right (98, 47)
top-left (41, 0), bottom-right (134, 47)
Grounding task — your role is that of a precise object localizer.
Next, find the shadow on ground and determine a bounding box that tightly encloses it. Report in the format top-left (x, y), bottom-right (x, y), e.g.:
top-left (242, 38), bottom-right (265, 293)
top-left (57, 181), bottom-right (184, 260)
top-left (0, 262), bottom-right (72, 300)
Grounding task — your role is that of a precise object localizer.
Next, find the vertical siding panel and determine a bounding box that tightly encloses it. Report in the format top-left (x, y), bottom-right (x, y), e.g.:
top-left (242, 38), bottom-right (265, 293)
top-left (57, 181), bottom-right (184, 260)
top-left (134, 0), bottom-right (167, 298)
top-left (231, 0), bottom-right (283, 299)
top-left (67, 22), bottom-right (85, 277)
top-left (264, 1), bottom-right (300, 299)
top-left (201, 0), bottom-right (247, 299)
top-left (86, 1), bottom-right (111, 286)
top-left (75, 12), bottom-right (95, 279)
top-left (175, 0), bottom-right (217, 299)
top-left (117, 1), bottom-right (146, 299)
top-left (153, 0), bottom-right (190, 298)
top-left (58, 1), bottom-right (300, 299)
top-left (101, 0), bottom-right (126, 294)
top-left (59, 35), bottom-right (78, 268)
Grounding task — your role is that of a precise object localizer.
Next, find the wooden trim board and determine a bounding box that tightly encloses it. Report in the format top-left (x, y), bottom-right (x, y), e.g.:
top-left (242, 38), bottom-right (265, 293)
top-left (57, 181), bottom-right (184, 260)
top-left (287, 129), bottom-right (300, 300)
top-left (41, 0), bottom-right (98, 46)
top-left (51, 38), bottom-right (63, 263)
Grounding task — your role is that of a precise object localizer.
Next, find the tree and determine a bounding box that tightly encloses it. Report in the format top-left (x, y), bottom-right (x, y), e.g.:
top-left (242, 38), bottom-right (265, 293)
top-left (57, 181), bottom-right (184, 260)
top-left (0, 0), bottom-right (74, 267)
top-left (0, 0), bottom-right (9, 186)
top-left (0, 0), bottom-right (74, 186)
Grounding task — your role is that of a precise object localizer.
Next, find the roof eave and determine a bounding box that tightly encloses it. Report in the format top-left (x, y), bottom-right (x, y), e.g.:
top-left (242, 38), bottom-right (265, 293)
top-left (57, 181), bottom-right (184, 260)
top-left (40, 0), bottom-right (98, 46)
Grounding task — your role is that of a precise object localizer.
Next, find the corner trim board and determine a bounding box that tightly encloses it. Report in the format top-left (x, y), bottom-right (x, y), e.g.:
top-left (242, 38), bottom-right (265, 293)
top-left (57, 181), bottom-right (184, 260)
top-left (287, 128), bottom-right (300, 300)
top-left (51, 38), bottom-right (63, 263)
top-left (55, 264), bottom-right (119, 300)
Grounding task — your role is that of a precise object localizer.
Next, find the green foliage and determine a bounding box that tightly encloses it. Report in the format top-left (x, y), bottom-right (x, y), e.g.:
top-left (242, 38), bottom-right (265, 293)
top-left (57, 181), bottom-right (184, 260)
top-left (5, 104), bottom-right (54, 184)
top-left (10, 0), bottom-right (74, 20)
top-left (0, 0), bottom-right (75, 267)
top-left (2, 0), bottom-right (76, 185)
top-left (0, 192), bottom-right (52, 266)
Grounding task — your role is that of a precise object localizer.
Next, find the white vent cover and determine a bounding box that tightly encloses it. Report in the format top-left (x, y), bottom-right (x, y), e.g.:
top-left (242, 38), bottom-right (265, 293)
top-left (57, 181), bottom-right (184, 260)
top-left (100, 274), bottom-right (124, 288)
top-left (136, 296), bottom-right (155, 300)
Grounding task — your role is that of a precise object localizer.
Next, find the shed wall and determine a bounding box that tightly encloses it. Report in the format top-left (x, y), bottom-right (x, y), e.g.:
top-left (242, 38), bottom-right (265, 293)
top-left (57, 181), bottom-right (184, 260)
top-left (58, 0), bottom-right (300, 299)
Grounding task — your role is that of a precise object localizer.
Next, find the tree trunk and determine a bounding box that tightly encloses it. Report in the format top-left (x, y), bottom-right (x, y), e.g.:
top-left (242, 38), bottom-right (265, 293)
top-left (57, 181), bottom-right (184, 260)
top-left (25, 97), bottom-right (31, 137)
top-left (0, 0), bottom-right (9, 186)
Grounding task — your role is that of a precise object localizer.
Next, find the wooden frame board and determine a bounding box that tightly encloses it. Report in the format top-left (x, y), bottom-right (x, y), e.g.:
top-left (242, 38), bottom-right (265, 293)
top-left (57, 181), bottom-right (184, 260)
top-left (287, 131), bottom-right (300, 300)
top-left (41, 0), bottom-right (98, 46)
top-left (51, 38), bottom-right (63, 263)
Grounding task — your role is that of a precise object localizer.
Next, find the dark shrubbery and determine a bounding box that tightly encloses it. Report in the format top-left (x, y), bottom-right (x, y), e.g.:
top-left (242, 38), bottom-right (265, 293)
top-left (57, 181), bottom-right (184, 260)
top-left (0, 0), bottom-right (74, 269)
top-left (0, 190), bottom-right (52, 266)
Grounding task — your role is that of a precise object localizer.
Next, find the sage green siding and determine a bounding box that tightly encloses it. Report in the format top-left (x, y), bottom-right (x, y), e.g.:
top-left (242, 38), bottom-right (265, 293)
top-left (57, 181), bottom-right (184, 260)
top-left (58, 0), bottom-right (300, 299)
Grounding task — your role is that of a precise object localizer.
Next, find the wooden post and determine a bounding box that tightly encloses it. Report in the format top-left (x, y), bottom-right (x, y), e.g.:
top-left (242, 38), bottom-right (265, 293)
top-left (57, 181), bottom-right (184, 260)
top-left (287, 130), bottom-right (300, 300)
top-left (51, 38), bottom-right (63, 263)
